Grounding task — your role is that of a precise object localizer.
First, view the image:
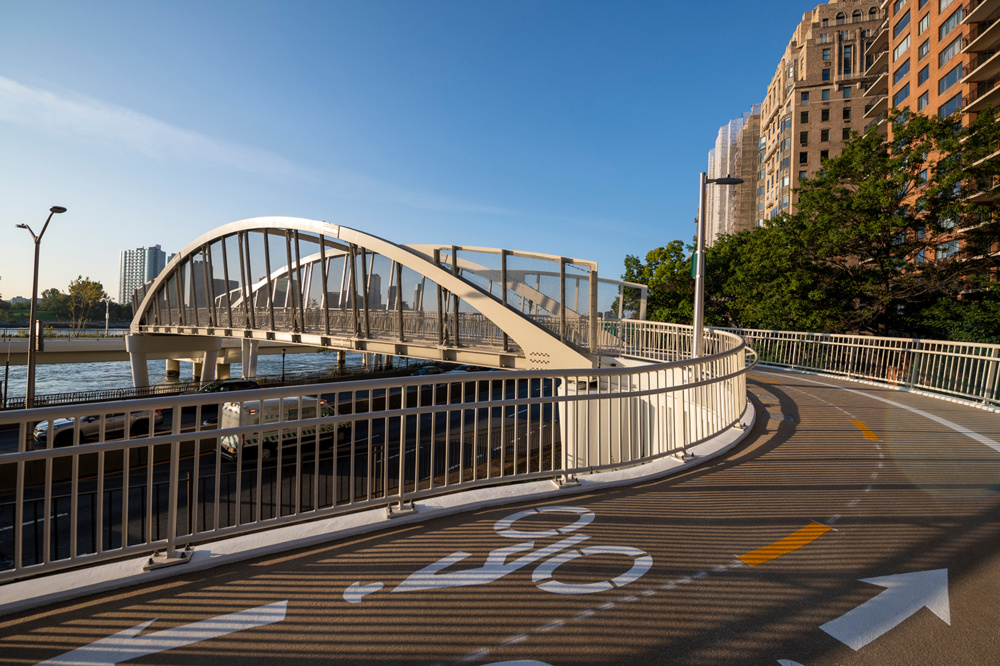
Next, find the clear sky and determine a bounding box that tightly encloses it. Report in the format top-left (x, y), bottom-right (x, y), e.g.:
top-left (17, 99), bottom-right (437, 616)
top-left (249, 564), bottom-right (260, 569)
top-left (1, 0), bottom-right (816, 301)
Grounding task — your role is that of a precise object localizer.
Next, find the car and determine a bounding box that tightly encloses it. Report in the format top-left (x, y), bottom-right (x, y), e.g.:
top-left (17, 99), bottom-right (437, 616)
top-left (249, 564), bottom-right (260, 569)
top-left (450, 365), bottom-right (490, 373)
top-left (32, 409), bottom-right (165, 448)
top-left (198, 379), bottom-right (261, 393)
top-left (411, 366), bottom-right (444, 376)
top-left (218, 397), bottom-right (351, 460)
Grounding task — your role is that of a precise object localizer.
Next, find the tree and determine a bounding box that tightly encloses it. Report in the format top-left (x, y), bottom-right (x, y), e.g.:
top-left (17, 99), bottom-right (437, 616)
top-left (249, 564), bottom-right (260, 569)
top-left (621, 241), bottom-right (695, 324)
top-left (40, 287), bottom-right (70, 319)
top-left (781, 107), bottom-right (1000, 334)
top-left (66, 276), bottom-right (107, 332)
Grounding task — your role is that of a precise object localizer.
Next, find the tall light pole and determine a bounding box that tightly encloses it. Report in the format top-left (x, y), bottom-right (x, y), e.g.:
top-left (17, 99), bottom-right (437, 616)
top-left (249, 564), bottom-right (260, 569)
top-left (17, 206), bottom-right (67, 408)
top-left (693, 174), bottom-right (741, 358)
top-left (103, 295), bottom-right (112, 336)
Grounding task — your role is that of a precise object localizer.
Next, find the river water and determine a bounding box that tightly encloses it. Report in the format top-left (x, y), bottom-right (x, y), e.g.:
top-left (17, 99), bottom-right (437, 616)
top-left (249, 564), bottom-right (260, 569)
top-left (1, 351), bottom-right (373, 401)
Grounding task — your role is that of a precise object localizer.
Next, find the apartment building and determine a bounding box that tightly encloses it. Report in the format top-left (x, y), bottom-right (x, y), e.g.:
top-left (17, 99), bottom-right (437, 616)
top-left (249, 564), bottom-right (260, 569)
top-left (755, 0), bottom-right (885, 226)
top-left (118, 245), bottom-right (167, 305)
top-left (705, 105), bottom-right (761, 242)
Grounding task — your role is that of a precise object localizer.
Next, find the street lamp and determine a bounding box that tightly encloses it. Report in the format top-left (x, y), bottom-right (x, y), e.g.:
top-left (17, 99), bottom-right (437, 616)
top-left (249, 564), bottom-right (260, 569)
top-left (693, 174), bottom-right (741, 358)
top-left (16, 206), bottom-right (67, 409)
top-left (102, 295), bottom-right (112, 336)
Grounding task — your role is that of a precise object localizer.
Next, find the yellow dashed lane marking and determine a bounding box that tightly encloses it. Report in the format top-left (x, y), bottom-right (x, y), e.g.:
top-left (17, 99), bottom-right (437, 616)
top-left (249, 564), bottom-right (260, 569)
top-left (852, 420), bottom-right (880, 440)
top-left (750, 375), bottom-right (781, 384)
top-left (738, 522), bottom-right (832, 567)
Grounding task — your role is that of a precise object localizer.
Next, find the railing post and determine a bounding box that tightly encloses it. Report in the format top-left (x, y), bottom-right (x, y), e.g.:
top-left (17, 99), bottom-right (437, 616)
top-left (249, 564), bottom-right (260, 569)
top-left (144, 402), bottom-right (192, 570)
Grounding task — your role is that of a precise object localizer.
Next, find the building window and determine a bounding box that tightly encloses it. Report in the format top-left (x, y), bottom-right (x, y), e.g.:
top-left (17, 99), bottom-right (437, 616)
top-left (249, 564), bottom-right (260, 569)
top-left (917, 169), bottom-right (928, 184)
top-left (939, 36), bottom-right (963, 68)
top-left (822, 18), bottom-right (829, 27)
top-left (823, 48), bottom-right (831, 60)
top-left (800, 152), bottom-right (808, 164)
top-left (822, 88), bottom-right (831, 101)
top-left (843, 127), bottom-right (851, 140)
top-left (853, 9), bottom-right (862, 22)
top-left (893, 34), bottom-right (911, 62)
top-left (821, 109), bottom-right (830, 121)
top-left (919, 0), bottom-right (928, 8)
top-left (918, 13), bottom-right (929, 35)
top-left (837, 12), bottom-right (846, 25)
top-left (918, 91), bottom-right (929, 110)
top-left (800, 111), bottom-right (809, 123)
top-left (915, 249), bottom-right (926, 264)
top-left (820, 33), bottom-right (829, 43)
top-left (821, 149), bottom-right (830, 160)
top-left (938, 93), bottom-right (962, 117)
top-left (893, 10), bottom-right (911, 38)
top-left (936, 240), bottom-right (959, 259)
top-left (939, 8), bottom-right (963, 41)
top-left (893, 83), bottom-right (911, 105)
top-left (843, 86), bottom-right (852, 99)
top-left (870, 7), bottom-right (879, 18)
top-left (800, 131), bottom-right (809, 145)
top-left (823, 68), bottom-right (831, 81)
top-left (894, 59), bottom-right (911, 84)
top-left (894, 0), bottom-right (906, 12)
top-left (918, 65), bottom-right (929, 85)
top-left (821, 129), bottom-right (830, 141)
top-left (843, 45), bottom-right (853, 74)
top-left (798, 170), bottom-right (808, 180)
top-left (843, 107), bottom-right (852, 119)
top-left (939, 65), bottom-right (963, 94)
top-left (939, 0), bottom-right (955, 10)
top-left (801, 91), bottom-right (810, 103)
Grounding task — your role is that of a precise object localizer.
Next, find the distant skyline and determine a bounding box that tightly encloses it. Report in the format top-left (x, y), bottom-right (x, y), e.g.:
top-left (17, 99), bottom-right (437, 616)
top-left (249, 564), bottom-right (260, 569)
top-left (2, 0), bottom-right (818, 300)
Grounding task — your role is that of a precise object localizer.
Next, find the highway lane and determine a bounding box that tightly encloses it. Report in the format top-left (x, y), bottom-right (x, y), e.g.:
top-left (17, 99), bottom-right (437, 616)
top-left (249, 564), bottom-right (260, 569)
top-left (2, 369), bottom-right (1000, 664)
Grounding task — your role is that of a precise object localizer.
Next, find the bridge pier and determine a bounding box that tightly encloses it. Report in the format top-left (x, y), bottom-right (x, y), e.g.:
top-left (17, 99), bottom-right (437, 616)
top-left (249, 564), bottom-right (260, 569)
top-left (126, 335), bottom-right (224, 388)
top-left (241, 339), bottom-right (259, 379)
top-left (165, 359), bottom-right (180, 378)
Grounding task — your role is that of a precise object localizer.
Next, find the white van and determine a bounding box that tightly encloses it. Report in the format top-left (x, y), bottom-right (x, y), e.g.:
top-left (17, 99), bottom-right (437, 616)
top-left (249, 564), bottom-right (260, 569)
top-left (219, 397), bottom-right (350, 460)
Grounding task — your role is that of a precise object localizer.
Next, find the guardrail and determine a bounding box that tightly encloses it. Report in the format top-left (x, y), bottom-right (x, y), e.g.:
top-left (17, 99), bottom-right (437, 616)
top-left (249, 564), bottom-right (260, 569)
top-left (0, 321), bottom-right (752, 582)
top-left (722, 327), bottom-right (1000, 408)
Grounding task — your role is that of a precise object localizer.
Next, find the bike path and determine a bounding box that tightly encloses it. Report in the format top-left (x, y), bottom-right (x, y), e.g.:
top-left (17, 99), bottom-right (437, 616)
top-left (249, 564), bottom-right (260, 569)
top-left (2, 369), bottom-right (1000, 665)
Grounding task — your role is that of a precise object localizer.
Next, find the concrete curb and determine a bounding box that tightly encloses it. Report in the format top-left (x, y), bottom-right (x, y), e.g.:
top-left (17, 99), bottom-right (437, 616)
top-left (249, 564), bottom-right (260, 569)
top-left (0, 402), bottom-right (756, 617)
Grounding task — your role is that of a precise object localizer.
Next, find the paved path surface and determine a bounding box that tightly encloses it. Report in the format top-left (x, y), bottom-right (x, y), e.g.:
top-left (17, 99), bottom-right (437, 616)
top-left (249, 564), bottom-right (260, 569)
top-left (2, 369), bottom-right (1000, 665)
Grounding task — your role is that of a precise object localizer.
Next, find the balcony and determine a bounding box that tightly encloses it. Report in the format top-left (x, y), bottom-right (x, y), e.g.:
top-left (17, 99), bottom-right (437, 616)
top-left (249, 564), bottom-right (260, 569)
top-left (868, 69), bottom-right (889, 96)
top-left (864, 94), bottom-right (888, 119)
top-left (865, 47), bottom-right (888, 76)
top-left (964, 0), bottom-right (1000, 25)
top-left (964, 13), bottom-right (1000, 53)
top-left (964, 74), bottom-right (1000, 112)
top-left (865, 22), bottom-right (889, 56)
top-left (864, 117), bottom-right (888, 136)
top-left (963, 50), bottom-right (1000, 84)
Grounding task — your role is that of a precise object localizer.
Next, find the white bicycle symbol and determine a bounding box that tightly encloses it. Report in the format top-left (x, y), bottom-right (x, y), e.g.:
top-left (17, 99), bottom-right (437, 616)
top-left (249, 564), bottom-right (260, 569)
top-left (344, 505), bottom-right (652, 603)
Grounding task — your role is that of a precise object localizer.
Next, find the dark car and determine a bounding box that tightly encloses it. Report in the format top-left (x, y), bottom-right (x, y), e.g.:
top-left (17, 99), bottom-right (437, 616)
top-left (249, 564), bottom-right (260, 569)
top-left (411, 366), bottom-right (444, 376)
top-left (198, 379), bottom-right (261, 393)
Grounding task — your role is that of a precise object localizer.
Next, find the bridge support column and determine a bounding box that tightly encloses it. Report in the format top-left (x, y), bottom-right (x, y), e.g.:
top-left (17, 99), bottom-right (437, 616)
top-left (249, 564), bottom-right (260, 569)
top-left (241, 339), bottom-right (259, 378)
top-left (165, 359), bottom-right (180, 378)
top-left (129, 352), bottom-right (150, 388)
top-left (125, 334), bottom-right (224, 388)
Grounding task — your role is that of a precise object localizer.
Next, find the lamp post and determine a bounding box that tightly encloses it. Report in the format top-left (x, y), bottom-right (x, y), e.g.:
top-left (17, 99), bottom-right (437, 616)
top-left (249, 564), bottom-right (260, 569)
top-left (16, 206), bottom-right (67, 409)
top-left (102, 295), bottom-right (112, 336)
top-left (281, 348), bottom-right (286, 382)
top-left (693, 174), bottom-right (741, 358)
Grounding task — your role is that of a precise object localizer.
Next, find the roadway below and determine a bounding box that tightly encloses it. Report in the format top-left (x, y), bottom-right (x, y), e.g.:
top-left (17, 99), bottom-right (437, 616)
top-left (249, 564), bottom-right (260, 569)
top-left (2, 369), bottom-right (999, 664)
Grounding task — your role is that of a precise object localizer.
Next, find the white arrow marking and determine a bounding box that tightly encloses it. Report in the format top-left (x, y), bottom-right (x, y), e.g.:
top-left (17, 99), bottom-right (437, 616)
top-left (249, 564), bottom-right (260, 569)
top-left (343, 581), bottom-right (384, 603)
top-left (820, 569), bottom-right (950, 651)
top-left (777, 661), bottom-right (805, 666)
top-left (38, 600), bottom-right (288, 665)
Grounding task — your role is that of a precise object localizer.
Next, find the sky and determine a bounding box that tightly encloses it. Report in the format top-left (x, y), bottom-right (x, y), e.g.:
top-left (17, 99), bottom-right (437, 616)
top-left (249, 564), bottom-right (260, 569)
top-left (1, 0), bottom-right (817, 301)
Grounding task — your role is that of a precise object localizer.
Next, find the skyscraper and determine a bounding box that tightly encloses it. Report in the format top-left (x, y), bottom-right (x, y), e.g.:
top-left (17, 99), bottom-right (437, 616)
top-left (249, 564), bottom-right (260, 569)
top-left (119, 245), bottom-right (167, 305)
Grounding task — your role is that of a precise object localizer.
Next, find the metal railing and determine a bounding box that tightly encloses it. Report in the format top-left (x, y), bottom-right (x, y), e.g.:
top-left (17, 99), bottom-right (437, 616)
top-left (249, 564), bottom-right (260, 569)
top-left (0, 321), bottom-right (751, 583)
top-left (723, 327), bottom-right (1000, 408)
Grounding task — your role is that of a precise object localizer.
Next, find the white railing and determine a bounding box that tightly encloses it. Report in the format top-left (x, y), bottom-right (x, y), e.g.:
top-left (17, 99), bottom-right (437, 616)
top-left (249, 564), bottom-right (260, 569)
top-left (0, 322), bottom-right (751, 582)
top-left (724, 327), bottom-right (1000, 408)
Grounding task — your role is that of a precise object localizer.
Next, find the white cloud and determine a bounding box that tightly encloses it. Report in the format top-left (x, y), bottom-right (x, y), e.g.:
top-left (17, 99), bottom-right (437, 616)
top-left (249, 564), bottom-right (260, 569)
top-left (0, 75), bottom-right (524, 218)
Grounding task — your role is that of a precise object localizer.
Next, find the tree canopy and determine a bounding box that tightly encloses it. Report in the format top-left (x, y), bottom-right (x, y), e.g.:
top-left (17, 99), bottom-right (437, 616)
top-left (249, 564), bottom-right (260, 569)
top-left (622, 109), bottom-right (1000, 340)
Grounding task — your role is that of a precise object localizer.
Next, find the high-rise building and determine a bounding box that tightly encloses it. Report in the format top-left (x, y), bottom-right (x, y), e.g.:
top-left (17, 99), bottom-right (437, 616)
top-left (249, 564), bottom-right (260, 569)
top-left (756, 0), bottom-right (885, 225)
top-left (705, 105), bottom-right (761, 243)
top-left (119, 245), bottom-right (167, 305)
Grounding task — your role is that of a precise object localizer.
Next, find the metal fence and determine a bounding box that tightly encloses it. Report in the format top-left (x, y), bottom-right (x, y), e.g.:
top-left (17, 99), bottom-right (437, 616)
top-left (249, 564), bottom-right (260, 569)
top-left (723, 327), bottom-right (1000, 408)
top-left (0, 322), bottom-right (751, 582)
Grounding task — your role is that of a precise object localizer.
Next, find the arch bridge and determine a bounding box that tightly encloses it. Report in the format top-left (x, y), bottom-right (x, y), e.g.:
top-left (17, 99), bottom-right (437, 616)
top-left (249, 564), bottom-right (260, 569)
top-left (127, 217), bottom-right (646, 386)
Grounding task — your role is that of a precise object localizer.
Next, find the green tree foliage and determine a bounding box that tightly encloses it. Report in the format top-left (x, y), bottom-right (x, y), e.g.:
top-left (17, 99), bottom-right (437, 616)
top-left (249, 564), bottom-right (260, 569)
top-left (39, 287), bottom-right (70, 319)
top-left (624, 109), bottom-right (1000, 340)
top-left (621, 241), bottom-right (694, 323)
top-left (66, 276), bottom-right (107, 332)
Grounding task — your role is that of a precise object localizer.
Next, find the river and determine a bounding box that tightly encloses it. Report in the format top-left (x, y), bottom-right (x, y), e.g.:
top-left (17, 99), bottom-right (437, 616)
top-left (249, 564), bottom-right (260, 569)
top-left (0, 351), bottom-right (374, 401)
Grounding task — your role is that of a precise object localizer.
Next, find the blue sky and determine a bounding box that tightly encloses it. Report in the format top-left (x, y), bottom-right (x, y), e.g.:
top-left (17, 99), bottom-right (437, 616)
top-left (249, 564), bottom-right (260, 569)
top-left (2, 0), bottom-right (815, 301)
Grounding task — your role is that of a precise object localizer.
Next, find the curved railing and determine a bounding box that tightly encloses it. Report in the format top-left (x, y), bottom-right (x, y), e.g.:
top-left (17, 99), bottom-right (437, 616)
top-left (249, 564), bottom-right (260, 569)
top-left (724, 327), bottom-right (1000, 409)
top-left (0, 321), bottom-right (753, 582)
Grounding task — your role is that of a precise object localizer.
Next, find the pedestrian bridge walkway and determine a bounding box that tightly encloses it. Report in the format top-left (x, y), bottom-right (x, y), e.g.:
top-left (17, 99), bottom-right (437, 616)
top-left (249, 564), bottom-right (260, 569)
top-left (126, 217), bottom-right (647, 386)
